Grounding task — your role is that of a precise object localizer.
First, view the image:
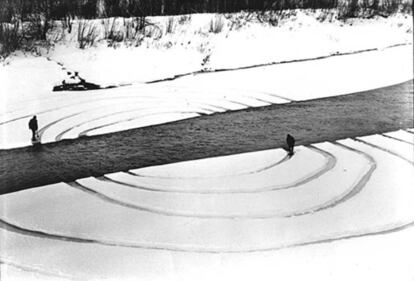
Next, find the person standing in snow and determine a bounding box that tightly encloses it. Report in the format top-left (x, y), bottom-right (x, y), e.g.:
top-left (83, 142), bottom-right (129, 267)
top-left (286, 134), bottom-right (295, 156)
top-left (28, 115), bottom-right (38, 141)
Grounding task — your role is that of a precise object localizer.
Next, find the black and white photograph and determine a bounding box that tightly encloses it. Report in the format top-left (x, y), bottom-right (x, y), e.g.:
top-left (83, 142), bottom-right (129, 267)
top-left (0, 0), bottom-right (413, 280)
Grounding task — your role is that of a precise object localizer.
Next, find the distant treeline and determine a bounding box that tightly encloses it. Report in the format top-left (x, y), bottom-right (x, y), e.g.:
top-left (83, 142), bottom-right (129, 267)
top-left (1, 0), bottom-right (410, 22)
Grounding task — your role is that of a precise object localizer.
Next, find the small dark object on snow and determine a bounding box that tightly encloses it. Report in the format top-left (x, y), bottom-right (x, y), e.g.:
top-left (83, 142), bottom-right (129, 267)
top-left (286, 134), bottom-right (295, 156)
top-left (53, 71), bottom-right (101, 91)
top-left (53, 81), bottom-right (101, 91)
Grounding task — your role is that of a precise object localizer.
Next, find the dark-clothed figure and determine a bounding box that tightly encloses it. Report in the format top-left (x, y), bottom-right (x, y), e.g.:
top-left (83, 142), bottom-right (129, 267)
top-left (29, 115), bottom-right (38, 141)
top-left (286, 134), bottom-right (295, 156)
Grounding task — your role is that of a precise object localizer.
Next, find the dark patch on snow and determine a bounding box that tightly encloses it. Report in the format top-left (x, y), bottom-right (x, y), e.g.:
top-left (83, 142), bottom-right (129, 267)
top-left (53, 81), bottom-right (102, 91)
top-left (53, 71), bottom-right (127, 92)
top-left (53, 71), bottom-right (101, 91)
top-left (47, 58), bottom-right (125, 92)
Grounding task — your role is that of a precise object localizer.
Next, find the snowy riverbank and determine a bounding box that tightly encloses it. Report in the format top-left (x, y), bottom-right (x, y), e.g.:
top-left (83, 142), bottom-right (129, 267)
top-left (1, 10), bottom-right (413, 96)
top-left (0, 43), bottom-right (412, 149)
top-left (1, 129), bottom-right (413, 280)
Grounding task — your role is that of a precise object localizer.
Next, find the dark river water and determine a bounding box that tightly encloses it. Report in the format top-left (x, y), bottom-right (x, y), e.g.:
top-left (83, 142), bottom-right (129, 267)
top-left (0, 80), bottom-right (412, 194)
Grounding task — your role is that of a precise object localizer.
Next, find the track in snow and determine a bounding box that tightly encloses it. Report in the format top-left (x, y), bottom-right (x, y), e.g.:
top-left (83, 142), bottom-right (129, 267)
top-left (0, 86), bottom-right (290, 149)
top-left (1, 129), bottom-right (413, 280)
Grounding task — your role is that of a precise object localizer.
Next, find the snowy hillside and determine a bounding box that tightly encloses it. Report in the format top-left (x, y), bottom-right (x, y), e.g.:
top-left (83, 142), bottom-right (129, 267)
top-left (1, 10), bottom-right (413, 88)
top-left (41, 11), bottom-right (414, 85)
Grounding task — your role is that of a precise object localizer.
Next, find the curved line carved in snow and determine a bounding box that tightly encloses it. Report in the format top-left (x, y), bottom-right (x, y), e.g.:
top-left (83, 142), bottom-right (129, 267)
top-left (0, 259), bottom-right (79, 281)
top-left (100, 145), bottom-right (336, 194)
top-left (381, 133), bottom-right (414, 145)
top-left (129, 154), bottom-right (291, 179)
top-left (286, 142), bottom-right (377, 217)
top-left (54, 106), bottom-right (214, 141)
top-left (77, 110), bottom-right (204, 137)
top-left (1, 217), bottom-right (413, 254)
top-left (0, 95), bottom-right (165, 126)
top-left (353, 138), bottom-right (414, 165)
top-left (69, 144), bottom-right (373, 219)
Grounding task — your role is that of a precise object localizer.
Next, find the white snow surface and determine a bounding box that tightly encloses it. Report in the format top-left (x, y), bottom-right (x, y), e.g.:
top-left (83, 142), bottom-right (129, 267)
top-left (358, 134), bottom-right (414, 163)
top-left (383, 129), bottom-right (414, 143)
top-left (107, 146), bottom-right (328, 193)
top-left (45, 11), bottom-right (414, 86)
top-left (1, 130), bottom-right (413, 280)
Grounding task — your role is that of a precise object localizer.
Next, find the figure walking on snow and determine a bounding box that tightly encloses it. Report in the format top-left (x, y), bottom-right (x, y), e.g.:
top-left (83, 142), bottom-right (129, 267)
top-left (286, 134), bottom-right (295, 156)
top-left (28, 115), bottom-right (38, 141)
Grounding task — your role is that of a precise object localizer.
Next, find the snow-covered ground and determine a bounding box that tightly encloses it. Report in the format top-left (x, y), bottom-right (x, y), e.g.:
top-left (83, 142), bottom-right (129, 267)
top-left (0, 129), bottom-right (413, 280)
top-left (43, 11), bottom-right (414, 86)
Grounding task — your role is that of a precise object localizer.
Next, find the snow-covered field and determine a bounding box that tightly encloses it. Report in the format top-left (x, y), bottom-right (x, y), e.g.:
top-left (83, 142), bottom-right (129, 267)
top-left (38, 11), bottom-right (414, 86)
top-left (0, 129), bottom-right (413, 280)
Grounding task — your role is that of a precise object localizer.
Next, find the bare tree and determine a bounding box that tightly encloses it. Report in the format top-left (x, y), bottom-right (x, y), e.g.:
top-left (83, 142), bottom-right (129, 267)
top-left (96, 0), bottom-right (106, 17)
